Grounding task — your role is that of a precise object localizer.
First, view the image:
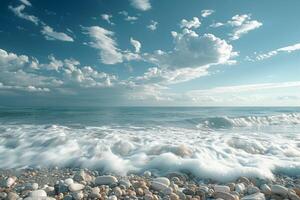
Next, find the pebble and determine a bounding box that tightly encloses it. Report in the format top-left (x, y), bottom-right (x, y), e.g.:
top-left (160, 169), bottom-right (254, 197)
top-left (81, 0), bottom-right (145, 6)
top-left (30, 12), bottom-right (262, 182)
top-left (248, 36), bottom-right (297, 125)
top-left (6, 192), bottom-right (19, 200)
top-left (271, 184), bottom-right (289, 197)
top-left (119, 179), bottom-right (131, 188)
top-left (260, 184), bottom-right (271, 195)
top-left (241, 192), bottom-right (266, 200)
top-left (113, 186), bottom-right (123, 197)
top-left (213, 191), bottom-right (237, 200)
top-left (214, 185), bottom-right (231, 193)
top-left (71, 191), bottom-right (84, 200)
top-left (154, 177), bottom-right (170, 186)
top-left (247, 185), bottom-right (260, 194)
top-left (235, 183), bottom-right (246, 194)
top-left (73, 170), bottom-right (92, 183)
top-left (288, 190), bottom-right (300, 200)
top-left (90, 187), bottom-right (101, 198)
top-left (64, 178), bottom-right (74, 185)
top-left (0, 177), bottom-right (16, 188)
top-left (150, 181), bottom-right (169, 192)
top-left (0, 192), bottom-right (7, 199)
top-left (29, 189), bottom-right (47, 197)
top-left (144, 171), bottom-right (152, 178)
top-left (95, 175), bottom-right (118, 185)
top-left (108, 195), bottom-right (118, 200)
top-left (68, 183), bottom-right (85, 192)
top-left (170, 193), bottom-right (180, 200)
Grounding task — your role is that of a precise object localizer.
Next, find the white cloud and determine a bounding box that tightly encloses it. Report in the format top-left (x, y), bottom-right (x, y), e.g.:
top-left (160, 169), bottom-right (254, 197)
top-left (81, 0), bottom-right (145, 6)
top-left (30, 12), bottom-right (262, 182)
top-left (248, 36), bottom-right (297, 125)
top-left (201, 9), bottom-right (214, 18)
top-left (83, 26), bottom-right (123, 65)
top-left (101, 14), bottom-right (114, 25)
top-left (147, 20), bottom-right (158, 31)
top-left (148, 29), bottom-right (234, 69)
top-left (130, 0), bottom-right (151, 11)
top-left (19, 0), bottom-right (32, 6)
top-left (210, 22), bottom-right (224, 28)
top-left (180, 17), bottom-right (201, 29)
top-left (228, 14), bottom-right (262, 40)
top-left (189, 81), bottom-right (300, 95)
top-left (41, 25), bottom-right (74, 42)
top-left (130, 38), bottom-right (141, 53)
top-left (9, 4), bottom-right (39, 25)
top-left (254, 43), bottom-right (300, 61)
top-left (118, 11), bottom-right (138, 23)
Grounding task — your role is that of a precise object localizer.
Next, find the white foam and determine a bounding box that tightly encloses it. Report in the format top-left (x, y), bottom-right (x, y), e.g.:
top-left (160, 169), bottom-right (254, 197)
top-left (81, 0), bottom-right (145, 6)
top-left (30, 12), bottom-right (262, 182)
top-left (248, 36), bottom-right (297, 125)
top-left (0, 123), bottom-right (299, 182)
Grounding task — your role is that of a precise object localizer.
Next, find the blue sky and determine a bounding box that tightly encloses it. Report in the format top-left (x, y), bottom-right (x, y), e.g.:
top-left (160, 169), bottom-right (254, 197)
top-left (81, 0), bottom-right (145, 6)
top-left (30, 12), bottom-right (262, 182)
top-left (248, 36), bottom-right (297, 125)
top-left (0, 0), bottom-right (300, 106)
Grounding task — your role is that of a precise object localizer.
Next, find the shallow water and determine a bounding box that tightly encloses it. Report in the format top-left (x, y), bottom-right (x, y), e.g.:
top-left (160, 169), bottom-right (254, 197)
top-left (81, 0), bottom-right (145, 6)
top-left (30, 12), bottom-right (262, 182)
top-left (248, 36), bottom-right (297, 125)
top-left (0, 107), bottom-right (299, 182)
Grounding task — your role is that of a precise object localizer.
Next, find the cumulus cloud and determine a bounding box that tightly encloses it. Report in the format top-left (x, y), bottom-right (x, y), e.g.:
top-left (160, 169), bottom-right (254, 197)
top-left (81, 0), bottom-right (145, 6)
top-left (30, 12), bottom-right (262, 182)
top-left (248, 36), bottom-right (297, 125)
top-left (9, 4), bottom-right (39, 25)
top-left (41, 25), bottom-right (74, 42)
top-left (148, 29), bottom-right (234, 70)
top-left (254, 43), bottom-right (300, 61)
top-left (0, 48), bottom-right (118, 96)
top-left (201, 9), bottom-right (214, 18)
top-left (180, 17), bottom-right (201, 29)
top-left (209, 22), bottom-right (224, 28)
top-left (147, 20), bottom-right (158, 31)
top-left (130, 0), bottom-right (151, 11)
top-left (130, 38), bottom-right (141, 53)
top-left (228, 14), bottom-right (262, 40)
top-left (101, 14), bottom-right (114, 25)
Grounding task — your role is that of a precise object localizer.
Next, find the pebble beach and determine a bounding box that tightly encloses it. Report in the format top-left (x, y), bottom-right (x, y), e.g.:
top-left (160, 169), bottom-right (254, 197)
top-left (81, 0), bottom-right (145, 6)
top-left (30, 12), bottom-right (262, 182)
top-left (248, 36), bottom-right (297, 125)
top-left (1, 168), bottom-right (300, 200)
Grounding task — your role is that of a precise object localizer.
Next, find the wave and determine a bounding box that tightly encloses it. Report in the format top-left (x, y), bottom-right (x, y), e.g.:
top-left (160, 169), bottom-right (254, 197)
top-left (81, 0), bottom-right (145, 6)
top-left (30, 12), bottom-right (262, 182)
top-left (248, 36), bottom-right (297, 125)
top-left (0, 124), bottom-right (299, 182)
top-left (195, 113), bottom-right (300, 129)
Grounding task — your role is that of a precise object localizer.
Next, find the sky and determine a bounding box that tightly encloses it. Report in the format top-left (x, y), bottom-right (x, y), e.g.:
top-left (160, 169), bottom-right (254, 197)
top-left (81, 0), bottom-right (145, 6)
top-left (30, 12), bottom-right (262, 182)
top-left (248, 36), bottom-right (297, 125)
top-left (0, 0), bottom-right (300, 106)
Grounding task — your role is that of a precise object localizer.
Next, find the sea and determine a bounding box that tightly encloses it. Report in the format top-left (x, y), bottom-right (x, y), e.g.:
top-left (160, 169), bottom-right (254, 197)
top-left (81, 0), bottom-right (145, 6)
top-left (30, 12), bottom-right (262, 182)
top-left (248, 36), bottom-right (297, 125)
top-left (0, 106), bottom-right (299, 182)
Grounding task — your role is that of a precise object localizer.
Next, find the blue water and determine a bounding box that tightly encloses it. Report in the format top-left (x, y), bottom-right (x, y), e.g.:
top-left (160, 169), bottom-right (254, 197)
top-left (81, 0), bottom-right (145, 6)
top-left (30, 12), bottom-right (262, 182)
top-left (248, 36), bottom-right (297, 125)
top-left (0, 107), bottom-right (299, 181)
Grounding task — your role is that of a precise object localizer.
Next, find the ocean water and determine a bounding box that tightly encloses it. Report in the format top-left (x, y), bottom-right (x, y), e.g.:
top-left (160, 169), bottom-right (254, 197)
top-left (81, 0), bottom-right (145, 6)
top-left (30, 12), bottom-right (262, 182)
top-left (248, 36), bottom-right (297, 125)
top-left (0, 107), bottom-right (300, 182)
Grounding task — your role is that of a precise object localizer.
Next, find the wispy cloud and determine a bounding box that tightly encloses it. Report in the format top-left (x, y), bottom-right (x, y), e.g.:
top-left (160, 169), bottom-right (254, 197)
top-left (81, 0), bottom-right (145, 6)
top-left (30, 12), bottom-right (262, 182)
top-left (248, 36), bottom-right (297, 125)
top-left (130, 37), bottom-right (141, 53)
top-left (253, 43), bottom-right (300, 61)
top-left (9, 4), bottom-right (39, 25)
top-left (19, 0), bottom-right (32, 7)
top-left (41, 26), bottom-right (74, 42)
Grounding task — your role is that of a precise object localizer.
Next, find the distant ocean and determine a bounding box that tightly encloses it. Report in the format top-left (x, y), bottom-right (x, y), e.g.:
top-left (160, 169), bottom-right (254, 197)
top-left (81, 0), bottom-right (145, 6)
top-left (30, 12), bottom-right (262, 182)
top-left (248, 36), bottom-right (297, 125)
top-left (0, 107), bottom-right (299, 182)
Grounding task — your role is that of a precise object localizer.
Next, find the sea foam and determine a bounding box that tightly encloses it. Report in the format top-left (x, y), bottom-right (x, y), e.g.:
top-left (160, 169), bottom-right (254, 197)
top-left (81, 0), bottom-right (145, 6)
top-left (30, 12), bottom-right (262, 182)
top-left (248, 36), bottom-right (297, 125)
top-left (0, 119), bottom-right (299, 182)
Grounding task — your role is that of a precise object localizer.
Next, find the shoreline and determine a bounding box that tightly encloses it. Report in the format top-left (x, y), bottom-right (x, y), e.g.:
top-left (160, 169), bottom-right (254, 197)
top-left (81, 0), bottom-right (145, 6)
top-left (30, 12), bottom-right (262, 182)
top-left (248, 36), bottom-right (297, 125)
top-left (0, 168), bottom-right (300, 200)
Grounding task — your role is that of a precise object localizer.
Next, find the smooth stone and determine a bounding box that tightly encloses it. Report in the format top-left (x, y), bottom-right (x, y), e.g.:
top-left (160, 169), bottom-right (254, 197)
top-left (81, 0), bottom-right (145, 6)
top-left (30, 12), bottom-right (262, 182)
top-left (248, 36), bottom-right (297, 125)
top-left (29, 189), bottom-right (47, 197)
top-left (32, 183), bottom-right (39, 190)
top-left (108, 195), bottom-right (118, 200)
top-left (182, 188), bottom-right (194, 195)
top-left (144, 171), bottom-right (152, 178)
top-left (241, 192), bottom-right (266, 200)
top-left (144, 194), bottom-right (153, 200)
top-left (235, 183), bottom-right (246, 194)
top-left (150, 181), bottom-right (169, 191)
top-left (170, 193), bottom-right (180, 200)
top-left (177, 191), bottom-right (186, 200)
top-left (260, 184), bottom-right (271, 195)
top-left (214, 185), bottom-right (231, 193)
top-left (90, 187), bottom-right (101, 198)
top-left (271, 185), bottom-right (288, 197)
top-left (0, 177), bottom-right (16, 188)
top-left (71, 191), bottom-right (84, 200)
top-left (68, 183), bottom-right (85, 192)
top-left (288, 190), bottom-right (300, 200)
top-left (154, 177), bottom-right (170, 186)
top-left (95, 175), bottom-right (118, 185)
top-left (162, 187), bottom-right (173, 195)
top-left (63, 195), bottom-right (73, 200)
top-left (73, 170), bottom-right (92, 183)
top-left (213, 191), bottom-right (237, 200)
top-left (56, 182), bottom-right (69, 193)
top-left (119, 179), bottom-right (131, 188)
top-left (248, 186), bottom-right (260, 194)
top-left (238, 177), bottom-right (251, 185)
top-left (113, 186), bottom-right (122, 197)
top-left (0, 192), bottom-right (7, 199)
top-left (44, 185), bottom-right (55, 193)
top-left (64, 178), bottom-right (74, 185)
top-left (6, 192), bottom-right (19, 200)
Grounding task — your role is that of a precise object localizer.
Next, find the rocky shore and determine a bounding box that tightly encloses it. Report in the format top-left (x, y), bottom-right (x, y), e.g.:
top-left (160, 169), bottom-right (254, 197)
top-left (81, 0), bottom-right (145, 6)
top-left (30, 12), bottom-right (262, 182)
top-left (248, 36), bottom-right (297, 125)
top-left (0, 168), bottom-right (300, 200)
